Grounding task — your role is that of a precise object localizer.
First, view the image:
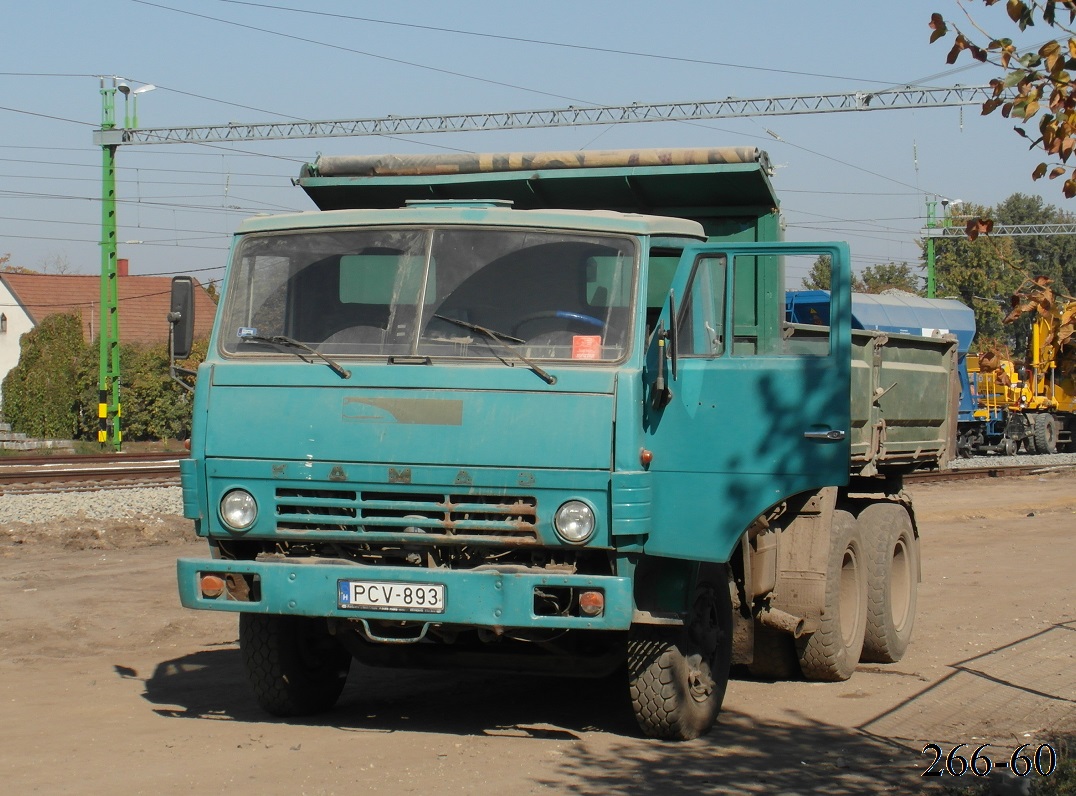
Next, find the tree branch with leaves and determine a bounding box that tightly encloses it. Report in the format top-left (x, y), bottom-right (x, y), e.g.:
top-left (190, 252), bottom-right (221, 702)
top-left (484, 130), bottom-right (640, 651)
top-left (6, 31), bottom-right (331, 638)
top-left (931, 1), bottom-right (1076, 196)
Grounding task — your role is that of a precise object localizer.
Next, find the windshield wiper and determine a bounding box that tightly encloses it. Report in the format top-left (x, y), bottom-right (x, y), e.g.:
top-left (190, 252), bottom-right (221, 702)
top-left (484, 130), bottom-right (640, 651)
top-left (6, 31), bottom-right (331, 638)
top-left (238, 333), bottom-right (351, 380)
top-left (433, 314), bottom-right (556, 385)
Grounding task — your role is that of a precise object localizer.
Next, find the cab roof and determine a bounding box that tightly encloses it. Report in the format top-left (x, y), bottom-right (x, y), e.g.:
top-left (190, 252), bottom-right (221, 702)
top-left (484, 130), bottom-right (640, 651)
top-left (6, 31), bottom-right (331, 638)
top-left (235, 201), bottom-right (708, 239)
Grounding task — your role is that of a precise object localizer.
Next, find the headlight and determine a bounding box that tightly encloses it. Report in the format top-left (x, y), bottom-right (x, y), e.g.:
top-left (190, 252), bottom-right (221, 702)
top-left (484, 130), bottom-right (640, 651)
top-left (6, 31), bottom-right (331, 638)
top-left (554, 500), bottom-right (595, 544)
top-left (220, 489), bottom-right (257, 531)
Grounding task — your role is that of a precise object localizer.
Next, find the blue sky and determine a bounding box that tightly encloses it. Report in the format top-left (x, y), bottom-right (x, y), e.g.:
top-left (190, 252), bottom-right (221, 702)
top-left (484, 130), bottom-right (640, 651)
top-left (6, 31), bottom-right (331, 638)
top-left (0, 1), bottom-right (1058, 290)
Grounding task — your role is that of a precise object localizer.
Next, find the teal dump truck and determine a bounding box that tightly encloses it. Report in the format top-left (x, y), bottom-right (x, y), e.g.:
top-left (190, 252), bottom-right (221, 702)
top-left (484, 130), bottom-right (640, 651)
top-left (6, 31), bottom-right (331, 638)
top-left (172, 147), bottom-right (957, 740)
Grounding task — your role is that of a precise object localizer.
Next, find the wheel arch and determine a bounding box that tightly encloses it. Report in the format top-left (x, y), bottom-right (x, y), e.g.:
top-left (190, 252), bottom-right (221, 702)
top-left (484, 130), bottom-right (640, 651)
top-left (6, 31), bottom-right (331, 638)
top-left (632, 556), bottom-right (731, 622)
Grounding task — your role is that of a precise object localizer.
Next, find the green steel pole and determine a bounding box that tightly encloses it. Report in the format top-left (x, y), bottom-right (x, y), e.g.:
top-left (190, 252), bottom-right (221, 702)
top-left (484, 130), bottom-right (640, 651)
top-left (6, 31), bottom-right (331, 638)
top-left (925, 198), bottom-right (937, 299)
top-left (98, 78), bottom-right (121, 450)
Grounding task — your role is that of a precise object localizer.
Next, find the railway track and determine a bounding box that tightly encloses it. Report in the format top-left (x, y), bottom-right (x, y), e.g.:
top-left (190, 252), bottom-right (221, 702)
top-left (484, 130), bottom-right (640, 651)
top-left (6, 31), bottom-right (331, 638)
top-left (907, 461), bottom-right (1076, 483)
top-left (0, 454), bottom-right (1071, 495)
top-left (0, 453), bottom-right (183, 495)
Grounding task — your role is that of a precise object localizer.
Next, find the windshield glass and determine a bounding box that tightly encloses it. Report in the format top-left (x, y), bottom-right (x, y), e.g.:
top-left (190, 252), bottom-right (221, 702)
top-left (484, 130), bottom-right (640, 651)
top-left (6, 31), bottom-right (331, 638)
top-left (219, 226), bottom-right (636, 362)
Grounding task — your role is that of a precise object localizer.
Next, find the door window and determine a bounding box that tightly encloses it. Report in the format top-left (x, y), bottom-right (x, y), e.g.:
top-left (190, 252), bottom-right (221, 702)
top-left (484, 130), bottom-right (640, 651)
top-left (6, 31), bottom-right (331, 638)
top-left (677, 254), bottom-right (727, 357)
top-left (732, 253), bottom-right (829, 357)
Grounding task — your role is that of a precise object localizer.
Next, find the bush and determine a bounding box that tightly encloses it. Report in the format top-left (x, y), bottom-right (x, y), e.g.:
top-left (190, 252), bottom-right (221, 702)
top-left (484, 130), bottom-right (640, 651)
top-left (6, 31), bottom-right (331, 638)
top-left (2, 314), bottom-right (87, 439)
top-left (120, 339), bottom-right (207, 440)
top-left (76, 337), bottom-right (208, 442)
top-left (3, 311), bottom-right (206, 442)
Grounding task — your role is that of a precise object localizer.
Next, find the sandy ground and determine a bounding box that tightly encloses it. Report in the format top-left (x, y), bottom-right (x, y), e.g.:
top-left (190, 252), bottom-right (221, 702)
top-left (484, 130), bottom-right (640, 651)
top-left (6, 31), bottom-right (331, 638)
top-left (0, 472), bottom-right (1073, 795)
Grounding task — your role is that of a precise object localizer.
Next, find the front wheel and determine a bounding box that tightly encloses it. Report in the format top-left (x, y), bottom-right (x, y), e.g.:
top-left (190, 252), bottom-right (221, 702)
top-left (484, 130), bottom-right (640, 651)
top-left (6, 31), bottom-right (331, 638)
top-left (239, 613), bottom-right (352, 716)
top-left (627, 577), bottom-right (732, 740)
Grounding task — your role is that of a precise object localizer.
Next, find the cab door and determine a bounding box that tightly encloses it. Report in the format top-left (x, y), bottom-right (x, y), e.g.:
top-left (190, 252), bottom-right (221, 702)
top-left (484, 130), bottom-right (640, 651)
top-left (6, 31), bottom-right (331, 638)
top-left (642, 242), bottom-right (851, 563)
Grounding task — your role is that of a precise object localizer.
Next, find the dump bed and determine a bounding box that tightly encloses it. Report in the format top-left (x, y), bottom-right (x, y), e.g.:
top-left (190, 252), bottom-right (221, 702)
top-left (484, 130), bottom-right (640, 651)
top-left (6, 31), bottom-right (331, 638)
top-left (848, 327), bottom-right (958, 474)
top-left (297, 147), bottom-right (781, 241)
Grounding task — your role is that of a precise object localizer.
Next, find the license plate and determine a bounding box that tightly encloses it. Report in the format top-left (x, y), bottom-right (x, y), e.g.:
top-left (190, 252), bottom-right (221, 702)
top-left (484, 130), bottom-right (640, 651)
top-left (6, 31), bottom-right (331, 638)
top-left (338, 580), bottom-right (445, 613)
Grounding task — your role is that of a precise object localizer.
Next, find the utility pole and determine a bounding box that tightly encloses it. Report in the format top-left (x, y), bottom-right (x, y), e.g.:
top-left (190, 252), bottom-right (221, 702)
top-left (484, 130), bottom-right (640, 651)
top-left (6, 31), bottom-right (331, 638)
top-left (97, 77), bottom-right (121, 451)
top-left (924, 198), bottom-right (938, 299)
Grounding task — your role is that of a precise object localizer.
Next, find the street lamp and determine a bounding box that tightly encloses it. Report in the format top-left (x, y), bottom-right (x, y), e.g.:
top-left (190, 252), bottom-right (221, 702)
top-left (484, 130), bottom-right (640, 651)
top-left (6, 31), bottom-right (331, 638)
top-left (118, 82), bottom-right (156, 128)
top-left (924, 197), bottom-right (962, 299)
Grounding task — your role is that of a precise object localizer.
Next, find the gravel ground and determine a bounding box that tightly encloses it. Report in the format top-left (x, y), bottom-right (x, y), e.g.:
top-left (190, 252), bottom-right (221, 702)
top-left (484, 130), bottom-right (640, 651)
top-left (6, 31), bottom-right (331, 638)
top-left (0, 486), bottom-right (183, 525)
top-left (949, 450), bottom-right (1076, 469)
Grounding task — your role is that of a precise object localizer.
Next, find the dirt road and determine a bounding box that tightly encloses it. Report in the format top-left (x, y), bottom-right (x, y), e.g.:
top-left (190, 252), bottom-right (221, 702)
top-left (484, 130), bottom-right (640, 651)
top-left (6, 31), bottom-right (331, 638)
top-left (1, 472), bottom-right (1073, 795)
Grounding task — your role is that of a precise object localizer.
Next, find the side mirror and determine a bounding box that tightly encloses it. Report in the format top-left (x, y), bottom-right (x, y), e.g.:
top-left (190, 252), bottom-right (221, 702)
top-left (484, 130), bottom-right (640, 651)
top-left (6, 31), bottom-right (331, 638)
top-left (168, 276), bottom-right (197, 392)
top-left (169, 276), bottom-right (195, 360)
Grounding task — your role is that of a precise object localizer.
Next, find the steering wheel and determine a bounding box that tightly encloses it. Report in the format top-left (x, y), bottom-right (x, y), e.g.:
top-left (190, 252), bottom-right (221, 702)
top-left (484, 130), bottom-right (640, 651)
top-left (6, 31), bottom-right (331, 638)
top-left (513, 310), bottom-right (606, 339)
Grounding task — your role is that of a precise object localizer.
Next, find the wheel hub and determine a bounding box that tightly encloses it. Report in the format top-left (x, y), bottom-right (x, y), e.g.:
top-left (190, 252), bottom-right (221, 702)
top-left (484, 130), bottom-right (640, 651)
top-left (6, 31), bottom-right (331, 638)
top-left (684, 654), bottom-right (714, 702)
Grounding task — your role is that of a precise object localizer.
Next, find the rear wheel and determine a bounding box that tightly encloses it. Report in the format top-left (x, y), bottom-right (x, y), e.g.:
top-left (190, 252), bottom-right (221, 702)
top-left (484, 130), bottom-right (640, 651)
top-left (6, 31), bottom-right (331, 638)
top-left (239, 613), bottom-right (351, 716)
top-left (796, 510), bottom-right (867, 681)
top-left (628, 577), bottom-right (732, 740)
top-left (858, 503), bottom-right (919, 663)
top-left (1033, 413), bottom-right (1058, 455)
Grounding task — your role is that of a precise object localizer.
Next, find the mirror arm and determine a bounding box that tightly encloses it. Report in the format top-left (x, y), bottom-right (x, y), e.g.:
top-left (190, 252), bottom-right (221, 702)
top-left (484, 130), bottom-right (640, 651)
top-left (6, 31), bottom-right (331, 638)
top-left (651, 326), bottom-right (674, 409)
top-left (168, 317), bottom-right (195, 393)
top-left (667, 289), bottom-right (678, 381)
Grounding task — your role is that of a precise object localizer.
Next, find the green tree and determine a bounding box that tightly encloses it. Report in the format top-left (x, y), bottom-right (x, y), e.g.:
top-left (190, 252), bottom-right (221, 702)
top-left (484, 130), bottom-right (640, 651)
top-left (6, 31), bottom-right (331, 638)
top-left (932, 221), bottom-right (1026, 348)
top-left (801, 255), bottom-right (920, 294)
top-left (800, 255), bottom-right (870, 291)
top-left (993, 192), bottom-right (1076, 293)
top-left (801, 255), bottom-right (833, 290)
top-left (930, 2), bottom-right (1076, 198)
top-left (859, 262), bottom-right (922, 294)
top-left (2, 314), bottom-right (89, 439)
top-left (77, 338), bottom-right (207, 441)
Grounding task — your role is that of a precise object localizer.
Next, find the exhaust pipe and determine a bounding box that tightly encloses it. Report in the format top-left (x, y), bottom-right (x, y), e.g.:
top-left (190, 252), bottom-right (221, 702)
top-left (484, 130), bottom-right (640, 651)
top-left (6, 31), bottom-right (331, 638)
top-left (758, 607), bottom-right (807, 638)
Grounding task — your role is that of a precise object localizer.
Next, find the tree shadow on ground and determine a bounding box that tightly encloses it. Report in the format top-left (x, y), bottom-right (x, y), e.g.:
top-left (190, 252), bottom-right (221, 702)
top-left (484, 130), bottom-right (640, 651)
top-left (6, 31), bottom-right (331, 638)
top-left (131, 621), bottom-right (1074, 794)
top-left (135, 646), bottom-right (929, 794)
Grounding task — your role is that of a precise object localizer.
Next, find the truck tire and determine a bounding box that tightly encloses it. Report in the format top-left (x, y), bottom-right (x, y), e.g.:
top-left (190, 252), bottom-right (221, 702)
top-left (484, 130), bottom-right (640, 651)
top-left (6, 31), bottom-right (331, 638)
top-left (239, 613), bottom-right (351, 716)
top-left (627, 579), bottom-right (732, 740)
top-left (858, 503), bottom-right (918, 663)
top-left (1033, 413), bottom-right (1058, 455)
top-left (796, 510), bottom-right (867, 682)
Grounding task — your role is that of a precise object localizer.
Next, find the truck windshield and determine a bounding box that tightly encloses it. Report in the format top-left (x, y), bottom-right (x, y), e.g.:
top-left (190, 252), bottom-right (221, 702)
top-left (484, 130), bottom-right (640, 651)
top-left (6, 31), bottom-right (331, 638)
top-left (219, 226), bottom-right (636, 363)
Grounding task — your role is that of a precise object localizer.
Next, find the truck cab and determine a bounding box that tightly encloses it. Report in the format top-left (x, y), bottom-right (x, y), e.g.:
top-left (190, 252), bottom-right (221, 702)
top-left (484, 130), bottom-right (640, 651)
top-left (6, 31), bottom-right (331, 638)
top-left (174, 148), bottom-right (951, 740)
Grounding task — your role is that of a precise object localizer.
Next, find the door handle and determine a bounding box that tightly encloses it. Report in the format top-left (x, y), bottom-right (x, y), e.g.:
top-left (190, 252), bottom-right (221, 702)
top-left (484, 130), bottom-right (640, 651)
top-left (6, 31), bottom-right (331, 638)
top-left (803, 429), bottom-right (846, 441)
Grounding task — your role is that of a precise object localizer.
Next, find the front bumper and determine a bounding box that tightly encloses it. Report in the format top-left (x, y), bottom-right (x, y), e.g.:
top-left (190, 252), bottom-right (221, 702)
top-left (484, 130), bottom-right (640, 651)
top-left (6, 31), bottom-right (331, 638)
top-left (177, 557), bottom-right (634, 631)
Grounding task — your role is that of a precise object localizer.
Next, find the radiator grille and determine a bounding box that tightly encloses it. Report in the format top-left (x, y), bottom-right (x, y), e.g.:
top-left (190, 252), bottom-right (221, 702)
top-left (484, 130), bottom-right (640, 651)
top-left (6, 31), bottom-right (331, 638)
top-left (274, 487), bottom-right (538, 540)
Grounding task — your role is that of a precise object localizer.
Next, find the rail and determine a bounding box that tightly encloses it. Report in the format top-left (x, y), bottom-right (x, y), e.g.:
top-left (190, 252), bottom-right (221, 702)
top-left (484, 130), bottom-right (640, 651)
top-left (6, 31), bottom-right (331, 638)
top-left (0, 455), bottom-right (1071, 495)
top-left (0, 453), bottom-right (182, 495)
top-left (905, 462), bottom-right (1076, 484)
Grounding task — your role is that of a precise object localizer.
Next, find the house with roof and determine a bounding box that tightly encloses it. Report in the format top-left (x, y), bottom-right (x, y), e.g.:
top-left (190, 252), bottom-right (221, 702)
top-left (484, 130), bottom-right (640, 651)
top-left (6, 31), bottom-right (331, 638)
top-left (0, 260), bottom-right (216, 401)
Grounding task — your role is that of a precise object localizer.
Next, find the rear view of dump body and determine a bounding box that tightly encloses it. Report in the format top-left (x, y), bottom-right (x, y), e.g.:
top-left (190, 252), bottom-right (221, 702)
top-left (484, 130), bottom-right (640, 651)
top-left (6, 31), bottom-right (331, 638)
top-left (847, 328), bottom-right (957, 475)
top-left (173, 147), bottom-right (957, 742)
top-left (788, 289), bottom-right (968, 464)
